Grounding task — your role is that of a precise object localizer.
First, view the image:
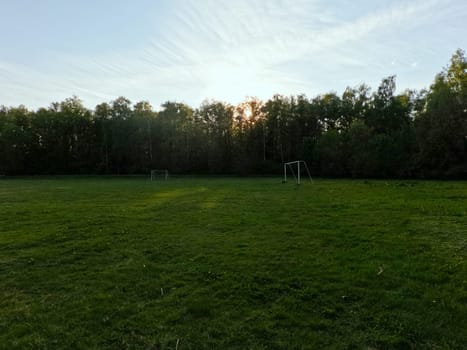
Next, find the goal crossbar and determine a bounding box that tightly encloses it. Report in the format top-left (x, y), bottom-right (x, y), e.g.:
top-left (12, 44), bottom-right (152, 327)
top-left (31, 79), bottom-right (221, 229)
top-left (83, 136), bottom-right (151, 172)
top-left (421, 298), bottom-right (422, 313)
top-left (283, 161), bottom-right (313, 184)
top-left (150, 169), bottom-right (169, 181)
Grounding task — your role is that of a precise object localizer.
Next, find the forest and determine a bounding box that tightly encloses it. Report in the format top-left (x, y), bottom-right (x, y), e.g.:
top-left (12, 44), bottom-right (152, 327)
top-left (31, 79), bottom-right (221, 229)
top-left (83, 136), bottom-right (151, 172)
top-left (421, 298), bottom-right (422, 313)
top-left (1, 49), bottom-right (465, 178)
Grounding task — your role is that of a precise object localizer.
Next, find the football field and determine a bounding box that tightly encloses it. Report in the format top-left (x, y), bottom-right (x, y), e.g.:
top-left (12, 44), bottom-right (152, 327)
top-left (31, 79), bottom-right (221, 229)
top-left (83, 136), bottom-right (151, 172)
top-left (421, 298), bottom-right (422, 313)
top-left (1, 177), bottom-right (466, 349)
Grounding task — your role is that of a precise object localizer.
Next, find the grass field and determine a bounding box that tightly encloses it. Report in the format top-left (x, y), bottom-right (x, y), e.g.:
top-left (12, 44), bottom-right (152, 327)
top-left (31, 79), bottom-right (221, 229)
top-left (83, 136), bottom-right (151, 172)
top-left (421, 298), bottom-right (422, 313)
top-left (0, 177), bottom-right (466, 349)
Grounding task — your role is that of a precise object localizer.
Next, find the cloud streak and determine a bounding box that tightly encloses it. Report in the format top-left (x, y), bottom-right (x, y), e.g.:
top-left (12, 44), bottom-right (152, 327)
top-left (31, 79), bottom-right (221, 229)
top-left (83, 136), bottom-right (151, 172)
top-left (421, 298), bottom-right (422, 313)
top-left (0, 0), bottom-right (465, 109)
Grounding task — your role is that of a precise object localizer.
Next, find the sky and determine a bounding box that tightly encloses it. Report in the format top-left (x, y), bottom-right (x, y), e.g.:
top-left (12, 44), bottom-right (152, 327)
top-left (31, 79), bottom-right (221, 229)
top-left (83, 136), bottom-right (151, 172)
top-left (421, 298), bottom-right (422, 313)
top-left (1, 0), bottom-right (466, 110)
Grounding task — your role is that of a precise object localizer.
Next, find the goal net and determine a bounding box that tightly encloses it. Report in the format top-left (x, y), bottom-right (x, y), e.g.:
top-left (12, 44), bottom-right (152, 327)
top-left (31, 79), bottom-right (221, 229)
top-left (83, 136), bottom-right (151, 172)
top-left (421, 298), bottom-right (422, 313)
top-left (150, 169), bottom-right (169, 181)
top-left (283, 161), bottom-right (313, 184)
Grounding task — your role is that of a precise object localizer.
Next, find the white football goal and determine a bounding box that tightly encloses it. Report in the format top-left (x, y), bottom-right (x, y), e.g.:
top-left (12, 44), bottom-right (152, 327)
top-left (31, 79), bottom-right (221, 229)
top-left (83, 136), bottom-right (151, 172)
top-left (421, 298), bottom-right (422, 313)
top-left (150, 169), bottom-right (169, 181)
top-left (283, 161), bottom-right (313, 184)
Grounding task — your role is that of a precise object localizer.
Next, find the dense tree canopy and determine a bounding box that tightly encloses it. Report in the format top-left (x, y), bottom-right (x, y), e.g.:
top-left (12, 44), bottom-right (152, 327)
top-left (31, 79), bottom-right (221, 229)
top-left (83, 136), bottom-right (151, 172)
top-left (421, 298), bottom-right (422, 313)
top-left (1, 50), bottom-right (466, 178)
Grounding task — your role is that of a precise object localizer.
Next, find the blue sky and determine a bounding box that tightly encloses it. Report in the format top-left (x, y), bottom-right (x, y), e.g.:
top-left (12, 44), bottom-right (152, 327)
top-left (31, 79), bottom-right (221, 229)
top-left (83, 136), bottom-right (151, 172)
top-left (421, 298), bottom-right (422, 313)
top-left (1, 0), bottom-right (466, 109)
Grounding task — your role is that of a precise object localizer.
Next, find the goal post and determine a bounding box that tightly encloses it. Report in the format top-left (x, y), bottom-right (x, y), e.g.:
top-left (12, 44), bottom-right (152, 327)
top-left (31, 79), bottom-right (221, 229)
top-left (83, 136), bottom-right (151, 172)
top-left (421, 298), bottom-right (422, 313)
top-left (150, 169), bottom-right (169, 181)
top-left (283, 161), bottom-right (313, 184)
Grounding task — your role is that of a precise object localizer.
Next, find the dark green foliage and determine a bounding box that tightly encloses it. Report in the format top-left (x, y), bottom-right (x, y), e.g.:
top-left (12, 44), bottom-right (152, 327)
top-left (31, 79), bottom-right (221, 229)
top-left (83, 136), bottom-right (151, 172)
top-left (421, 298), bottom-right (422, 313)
top-left (414, 49), bottom-right (467, 178)
top-left (315, 129), bottom-right (347, 176)
top-left (0, 49), bottom-right (465, 178)
top-left (0, 177), bottom-right (466, 348)
top-left (196, 100), bottom-right (234, 173)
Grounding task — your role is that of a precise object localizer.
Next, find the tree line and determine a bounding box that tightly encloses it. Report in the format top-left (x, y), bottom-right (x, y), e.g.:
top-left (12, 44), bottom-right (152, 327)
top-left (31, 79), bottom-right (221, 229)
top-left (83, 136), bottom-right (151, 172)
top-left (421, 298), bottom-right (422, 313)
top-left (1, 50), bottom-right (466, 178)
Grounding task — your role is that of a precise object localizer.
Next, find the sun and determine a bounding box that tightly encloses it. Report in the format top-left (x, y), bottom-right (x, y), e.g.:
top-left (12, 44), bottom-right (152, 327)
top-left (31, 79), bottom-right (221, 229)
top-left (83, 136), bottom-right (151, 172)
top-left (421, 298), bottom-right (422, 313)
top-left (244, 107), bottom-right (252, 120)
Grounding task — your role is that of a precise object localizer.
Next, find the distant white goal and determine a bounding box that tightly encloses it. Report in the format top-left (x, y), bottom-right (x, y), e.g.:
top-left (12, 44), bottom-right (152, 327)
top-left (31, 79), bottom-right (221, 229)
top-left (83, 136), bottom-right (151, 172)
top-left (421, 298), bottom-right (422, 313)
top-left (150, 169), bottom-right (169, 181)
top-left (283, 161), bottom-right (313, 185)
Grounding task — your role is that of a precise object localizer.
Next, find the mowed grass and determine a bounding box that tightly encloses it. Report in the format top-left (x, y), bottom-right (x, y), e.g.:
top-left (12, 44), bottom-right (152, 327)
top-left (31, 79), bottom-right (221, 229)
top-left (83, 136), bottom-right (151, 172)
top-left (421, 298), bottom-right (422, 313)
top-left (0, 177), bottom-right (466, 349)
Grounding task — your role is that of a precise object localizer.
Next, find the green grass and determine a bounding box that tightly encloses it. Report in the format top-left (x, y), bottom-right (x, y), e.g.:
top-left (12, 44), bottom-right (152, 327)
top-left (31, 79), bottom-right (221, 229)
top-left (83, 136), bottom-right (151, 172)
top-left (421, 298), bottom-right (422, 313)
top-left (0, 177), bottom-right (466, 349)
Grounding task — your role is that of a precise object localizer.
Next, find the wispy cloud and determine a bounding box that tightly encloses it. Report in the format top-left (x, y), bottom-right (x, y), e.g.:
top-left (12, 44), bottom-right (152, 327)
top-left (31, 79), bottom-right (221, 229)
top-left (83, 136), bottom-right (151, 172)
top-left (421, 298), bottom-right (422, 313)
top-left (0, 0), bottom-right (465, 109)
